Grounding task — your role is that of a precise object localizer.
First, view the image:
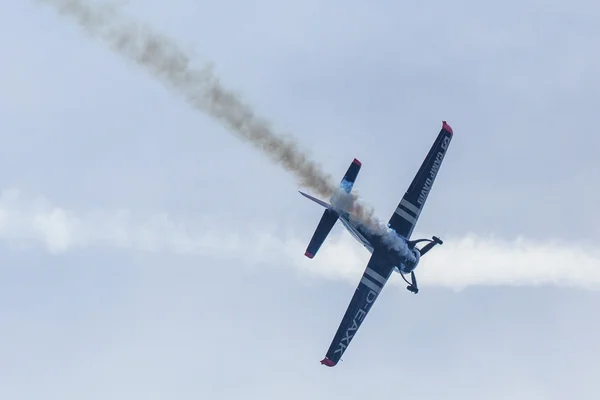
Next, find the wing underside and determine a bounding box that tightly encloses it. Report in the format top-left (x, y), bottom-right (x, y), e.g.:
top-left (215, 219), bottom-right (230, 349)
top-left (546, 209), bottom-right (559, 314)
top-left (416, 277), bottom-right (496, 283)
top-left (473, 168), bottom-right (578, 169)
top-left (387, 121), bottom-right (453, 239)
top-left (320, 250), bottom-right (394, 367)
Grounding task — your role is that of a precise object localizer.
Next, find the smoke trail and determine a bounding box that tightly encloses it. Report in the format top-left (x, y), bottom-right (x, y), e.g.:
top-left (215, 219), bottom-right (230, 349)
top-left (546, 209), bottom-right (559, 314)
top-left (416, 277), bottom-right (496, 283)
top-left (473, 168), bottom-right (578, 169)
top-left (34, 0), bottom-right (407, 253)
top-left (37, 0), bottom-right (335, 195)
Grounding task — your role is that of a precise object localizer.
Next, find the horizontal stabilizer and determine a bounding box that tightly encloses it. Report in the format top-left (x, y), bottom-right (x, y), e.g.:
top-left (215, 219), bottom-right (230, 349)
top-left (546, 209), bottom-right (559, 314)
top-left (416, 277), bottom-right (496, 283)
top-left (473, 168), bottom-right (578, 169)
top-left (305, 209), bottom-right (339, 258)
top-left (302, 158), bottom-right (361, 259)
top-left (299, 191), bottom-right (332, 209)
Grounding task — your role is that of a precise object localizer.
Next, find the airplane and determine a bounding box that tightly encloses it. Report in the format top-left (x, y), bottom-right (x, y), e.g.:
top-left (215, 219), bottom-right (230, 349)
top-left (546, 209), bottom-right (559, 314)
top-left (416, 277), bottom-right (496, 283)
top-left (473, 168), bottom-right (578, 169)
top-left (300, 121), bottom-right (453, 367)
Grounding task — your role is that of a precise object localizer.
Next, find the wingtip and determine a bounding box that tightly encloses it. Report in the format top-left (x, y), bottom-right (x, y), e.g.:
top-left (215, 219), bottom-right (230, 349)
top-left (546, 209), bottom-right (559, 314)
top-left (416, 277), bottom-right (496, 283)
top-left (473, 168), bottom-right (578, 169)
top-left (305, 251), bottom-right (314, 259)
top-left (353, 158), bottom-right (361, 167)
top-left (320, 357), bottom-right (336, 367)
top-left (442, 120), bottom-right (453, 134)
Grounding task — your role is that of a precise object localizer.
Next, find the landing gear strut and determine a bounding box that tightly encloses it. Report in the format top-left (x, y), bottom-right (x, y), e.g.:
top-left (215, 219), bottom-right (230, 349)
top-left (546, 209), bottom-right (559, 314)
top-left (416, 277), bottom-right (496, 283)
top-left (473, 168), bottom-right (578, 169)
top-left (406, 271), bottom-right (419, 294)
top-left (402, 236), bottom-right (443, 294)
top-left (408, 235), bottom-right (443, 256)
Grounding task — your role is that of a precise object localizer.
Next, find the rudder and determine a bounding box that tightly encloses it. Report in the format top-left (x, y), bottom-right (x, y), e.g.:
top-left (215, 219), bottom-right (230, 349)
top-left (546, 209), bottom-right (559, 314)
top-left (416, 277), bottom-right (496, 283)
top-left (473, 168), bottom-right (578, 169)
top-left (338, 158), bottom-right (361, 194)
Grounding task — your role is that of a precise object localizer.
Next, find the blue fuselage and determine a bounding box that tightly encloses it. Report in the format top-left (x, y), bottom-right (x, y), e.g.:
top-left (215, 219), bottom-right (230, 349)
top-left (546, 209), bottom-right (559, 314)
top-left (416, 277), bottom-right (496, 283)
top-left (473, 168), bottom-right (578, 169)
top-left (337, 213), bottom-right (419, 274)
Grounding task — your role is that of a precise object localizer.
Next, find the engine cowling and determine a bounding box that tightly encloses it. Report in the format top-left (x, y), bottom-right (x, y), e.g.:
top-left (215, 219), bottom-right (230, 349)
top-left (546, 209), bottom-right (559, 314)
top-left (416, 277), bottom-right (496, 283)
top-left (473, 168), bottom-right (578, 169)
top-left (399, 247), bottom-right (421, 274)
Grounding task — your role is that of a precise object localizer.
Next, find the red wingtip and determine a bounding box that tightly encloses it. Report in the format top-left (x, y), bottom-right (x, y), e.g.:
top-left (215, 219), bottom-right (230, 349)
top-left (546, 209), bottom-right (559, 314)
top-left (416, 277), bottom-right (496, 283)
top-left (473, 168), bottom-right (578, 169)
top-left (305, 251), bottom-right (314, 259)
top-left (442, 120), bottom-right (453, 134)
top-left (353, 158), bottom-right (361, 167)
top-left (320, 358), bottom-right (336, 367)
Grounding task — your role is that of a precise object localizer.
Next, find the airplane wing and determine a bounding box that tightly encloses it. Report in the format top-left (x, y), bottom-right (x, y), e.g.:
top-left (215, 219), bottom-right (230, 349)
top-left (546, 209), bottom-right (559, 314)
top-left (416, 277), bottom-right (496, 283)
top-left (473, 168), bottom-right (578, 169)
top-left (320, 249), bottom-right (394, 367)
top-left (387, 121), bottom-right (453, 239)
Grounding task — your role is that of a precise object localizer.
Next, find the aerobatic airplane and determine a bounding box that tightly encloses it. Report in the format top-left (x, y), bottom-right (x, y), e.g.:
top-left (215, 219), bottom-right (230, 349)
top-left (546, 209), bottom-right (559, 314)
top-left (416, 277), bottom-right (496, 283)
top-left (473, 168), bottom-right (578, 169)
top-left (300, 121), bottom-right (453, 367)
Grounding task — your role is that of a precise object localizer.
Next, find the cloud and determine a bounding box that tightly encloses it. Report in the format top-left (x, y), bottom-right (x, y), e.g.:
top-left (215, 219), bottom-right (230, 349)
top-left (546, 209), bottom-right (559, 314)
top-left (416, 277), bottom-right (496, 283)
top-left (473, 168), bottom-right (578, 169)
top-left (1, 188), bottom-right (599, 291)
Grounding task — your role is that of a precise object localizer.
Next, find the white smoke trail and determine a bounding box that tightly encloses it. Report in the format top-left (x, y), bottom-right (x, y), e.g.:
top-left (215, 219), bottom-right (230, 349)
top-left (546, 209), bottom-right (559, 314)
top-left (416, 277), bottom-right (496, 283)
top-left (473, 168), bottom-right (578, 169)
top-left (33, 0), bottom-right (403, 252)
top-left (1, 189), bottom-right (599, 290)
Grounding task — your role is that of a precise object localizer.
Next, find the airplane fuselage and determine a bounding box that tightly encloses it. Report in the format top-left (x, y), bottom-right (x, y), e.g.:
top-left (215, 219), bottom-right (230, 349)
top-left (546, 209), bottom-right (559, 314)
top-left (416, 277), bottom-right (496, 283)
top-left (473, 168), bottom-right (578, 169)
top-left (302, 121), bottom-right (454, 367)
top-left (338, 213), bottom-right (420, 275)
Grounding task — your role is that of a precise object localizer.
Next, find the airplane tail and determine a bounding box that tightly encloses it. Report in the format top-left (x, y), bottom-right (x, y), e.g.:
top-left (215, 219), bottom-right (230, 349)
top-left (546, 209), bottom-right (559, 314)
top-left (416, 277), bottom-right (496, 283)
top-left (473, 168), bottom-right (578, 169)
top-left (301, 158), bottom-right (361, 258)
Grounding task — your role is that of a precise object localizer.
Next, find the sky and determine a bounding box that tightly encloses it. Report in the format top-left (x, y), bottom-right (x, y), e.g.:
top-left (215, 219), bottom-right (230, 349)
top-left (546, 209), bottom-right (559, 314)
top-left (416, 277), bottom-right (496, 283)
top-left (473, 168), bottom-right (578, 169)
top-left (1, 0), bottom-right (599, 398)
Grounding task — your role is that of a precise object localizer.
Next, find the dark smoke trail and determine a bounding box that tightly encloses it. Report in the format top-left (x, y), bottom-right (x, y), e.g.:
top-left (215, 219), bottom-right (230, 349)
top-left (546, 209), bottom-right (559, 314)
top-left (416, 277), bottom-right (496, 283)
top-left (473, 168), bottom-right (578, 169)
top-left (37, 0), bottom-right (337, 197)
top-left (35, 0), bottom-right (409, 253)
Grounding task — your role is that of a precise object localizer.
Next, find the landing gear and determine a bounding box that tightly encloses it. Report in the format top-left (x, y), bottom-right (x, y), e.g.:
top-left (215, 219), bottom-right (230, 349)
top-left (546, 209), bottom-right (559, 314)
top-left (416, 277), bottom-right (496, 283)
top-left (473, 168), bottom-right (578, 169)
top-left (406, 271), bottom-right (419, 294)
top-left (402, 235), bottom-right (443, 294)
top-left (417, 236), bottom-right (443, 256)
top-left (406, 286), bottom-right (418, 294)
top-left (401, 270), bottom-right (419, 294)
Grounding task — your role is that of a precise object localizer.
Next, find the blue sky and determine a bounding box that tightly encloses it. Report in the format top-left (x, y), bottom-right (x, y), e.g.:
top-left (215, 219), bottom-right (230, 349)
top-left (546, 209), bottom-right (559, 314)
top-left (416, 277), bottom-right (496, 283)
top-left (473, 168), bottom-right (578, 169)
top-left (1, 0), bottom-right (599, 398)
